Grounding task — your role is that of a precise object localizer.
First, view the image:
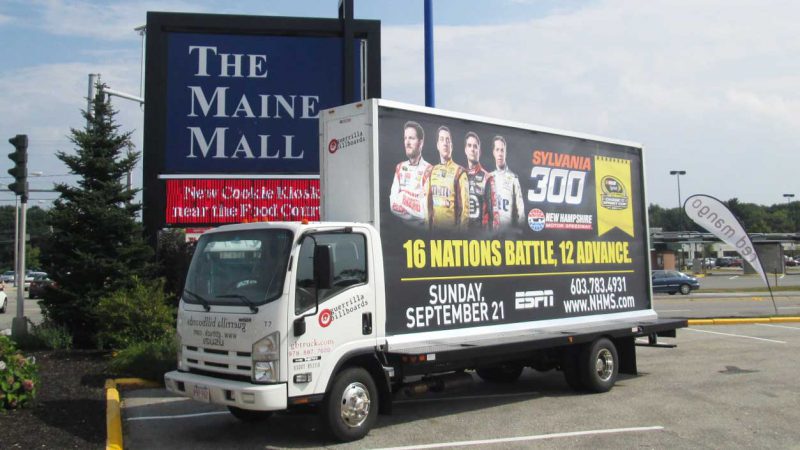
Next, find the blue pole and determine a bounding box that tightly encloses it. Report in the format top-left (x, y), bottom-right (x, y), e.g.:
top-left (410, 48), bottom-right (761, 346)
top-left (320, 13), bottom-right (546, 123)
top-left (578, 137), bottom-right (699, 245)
top-left (424, 0), bottom-right (435, 107)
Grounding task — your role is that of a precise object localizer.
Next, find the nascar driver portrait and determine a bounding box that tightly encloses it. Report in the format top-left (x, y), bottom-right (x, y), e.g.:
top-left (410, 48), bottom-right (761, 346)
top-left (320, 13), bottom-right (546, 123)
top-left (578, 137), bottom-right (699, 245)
top-left (428, 126), bottom-right (469, 230)
top-left (464, 131), bottom-right (492, 230)
top-left (389, 121), bottom-right (433, 227)
top-left (490, 135), bottom-right (525, 229)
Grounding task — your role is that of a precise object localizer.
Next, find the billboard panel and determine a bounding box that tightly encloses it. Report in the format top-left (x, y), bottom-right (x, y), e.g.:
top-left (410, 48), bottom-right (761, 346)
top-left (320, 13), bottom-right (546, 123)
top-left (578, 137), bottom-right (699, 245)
top-left (143, 12), bottom-right (380, 234)
top-left (375, 106), bottom-right (649, 335)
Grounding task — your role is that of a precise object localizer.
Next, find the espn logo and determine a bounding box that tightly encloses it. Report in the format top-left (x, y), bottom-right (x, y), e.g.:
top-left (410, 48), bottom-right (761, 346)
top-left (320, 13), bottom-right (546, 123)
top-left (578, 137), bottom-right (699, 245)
top-left (515, 290), bottom-right (554, 309)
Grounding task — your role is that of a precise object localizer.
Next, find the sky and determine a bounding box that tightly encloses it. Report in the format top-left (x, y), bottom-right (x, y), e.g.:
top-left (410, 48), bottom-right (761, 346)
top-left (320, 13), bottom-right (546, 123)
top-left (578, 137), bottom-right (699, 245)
top-left (0, 0), bottom-right (798, 210)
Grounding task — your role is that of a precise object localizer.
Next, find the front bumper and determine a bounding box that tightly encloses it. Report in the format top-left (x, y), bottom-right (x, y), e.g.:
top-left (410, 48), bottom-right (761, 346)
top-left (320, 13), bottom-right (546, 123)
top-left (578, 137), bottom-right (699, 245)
top-left (164, 371), bottom-right (287, 411)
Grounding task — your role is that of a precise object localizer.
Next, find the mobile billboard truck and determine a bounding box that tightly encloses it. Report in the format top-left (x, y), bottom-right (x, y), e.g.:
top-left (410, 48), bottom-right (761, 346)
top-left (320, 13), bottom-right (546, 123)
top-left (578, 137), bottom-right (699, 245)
top-left (165, 99), bottom-right (686, 442)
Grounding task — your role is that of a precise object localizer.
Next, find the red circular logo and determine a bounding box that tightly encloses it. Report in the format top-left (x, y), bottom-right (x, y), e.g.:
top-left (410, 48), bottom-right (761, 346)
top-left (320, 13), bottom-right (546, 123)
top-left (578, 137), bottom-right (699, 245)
top-left (318, 309), bottom-right (333, 327)
top-left (328, 139), bottom-right (339, 154)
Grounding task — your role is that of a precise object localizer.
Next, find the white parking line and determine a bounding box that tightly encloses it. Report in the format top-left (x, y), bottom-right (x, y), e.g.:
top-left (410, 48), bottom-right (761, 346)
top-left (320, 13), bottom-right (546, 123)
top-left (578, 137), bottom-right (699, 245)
top-left (729, 276), bottom-right (739, 280)
top-left (125, 411), bottom-right (230, 422)
top-left (686, 328), bottom-right (786, 344)
top-left (756, 323), bottom-right (800, 331)
top-left (371, 426), bottom-right (664, 450)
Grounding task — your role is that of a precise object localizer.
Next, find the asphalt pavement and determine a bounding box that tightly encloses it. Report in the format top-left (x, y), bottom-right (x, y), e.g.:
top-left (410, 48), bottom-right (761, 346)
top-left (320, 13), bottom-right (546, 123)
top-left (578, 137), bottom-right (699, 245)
top-left (0, 286), bottom-right (43, 333)
top-left (122, 322), bottom-right (800, 449)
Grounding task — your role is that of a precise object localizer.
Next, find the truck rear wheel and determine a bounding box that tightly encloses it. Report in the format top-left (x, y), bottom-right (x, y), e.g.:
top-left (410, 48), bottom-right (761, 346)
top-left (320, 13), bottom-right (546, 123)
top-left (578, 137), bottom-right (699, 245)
top-left (227, 406), bottom-right (273, 422)
top-left (476, 364), bottom-right (523, 383)
top-left (323, 367), bottom-right (378, 442)
top-left (580, 338), bottom-right (618, 393)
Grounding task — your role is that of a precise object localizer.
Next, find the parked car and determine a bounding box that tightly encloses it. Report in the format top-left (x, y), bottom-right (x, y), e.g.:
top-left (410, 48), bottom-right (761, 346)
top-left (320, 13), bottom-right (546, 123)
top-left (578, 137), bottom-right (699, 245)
top-left (0, 271), bottom-right (15, 283)
top-left (652, 270), bottom-right (700, 295)
top-left (28, 274), bottom-right (54, 299)
top-left (0, 289), bottom-right (6, 313)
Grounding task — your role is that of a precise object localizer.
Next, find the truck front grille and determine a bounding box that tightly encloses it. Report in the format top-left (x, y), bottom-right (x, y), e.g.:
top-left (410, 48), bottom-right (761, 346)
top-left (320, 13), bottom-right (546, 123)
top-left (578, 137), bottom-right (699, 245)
top-left (182, 345), bottom-right (252, 378)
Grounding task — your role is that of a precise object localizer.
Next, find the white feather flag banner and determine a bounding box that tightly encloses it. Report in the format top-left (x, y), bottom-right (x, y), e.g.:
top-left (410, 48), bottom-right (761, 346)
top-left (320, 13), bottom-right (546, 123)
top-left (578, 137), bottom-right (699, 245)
top-left (683, 194), bottom-right (769, 288)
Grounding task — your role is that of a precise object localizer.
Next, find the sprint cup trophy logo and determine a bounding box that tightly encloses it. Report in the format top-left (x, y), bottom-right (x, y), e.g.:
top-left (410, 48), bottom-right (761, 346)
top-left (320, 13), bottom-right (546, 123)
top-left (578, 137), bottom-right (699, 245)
top-left (594, 156), bottom-right (634, 237)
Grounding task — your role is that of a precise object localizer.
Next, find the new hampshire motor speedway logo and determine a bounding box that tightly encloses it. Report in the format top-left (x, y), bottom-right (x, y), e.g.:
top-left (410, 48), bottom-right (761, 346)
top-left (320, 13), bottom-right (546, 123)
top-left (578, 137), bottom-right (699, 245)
top-left (528, 208), bottom-right (546, 232)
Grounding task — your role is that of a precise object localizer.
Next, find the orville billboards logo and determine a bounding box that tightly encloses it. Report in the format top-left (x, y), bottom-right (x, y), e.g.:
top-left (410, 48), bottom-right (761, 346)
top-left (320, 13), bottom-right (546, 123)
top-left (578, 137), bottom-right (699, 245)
top-left (328, 139), bottom-right (339, 154)
top-left (318, 309), bottom-right (333, 327)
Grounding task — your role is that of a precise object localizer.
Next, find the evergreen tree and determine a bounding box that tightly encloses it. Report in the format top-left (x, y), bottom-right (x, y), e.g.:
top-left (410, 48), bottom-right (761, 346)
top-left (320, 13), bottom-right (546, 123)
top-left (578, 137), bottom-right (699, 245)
top-left (41, 85), bottom-right (153, 348)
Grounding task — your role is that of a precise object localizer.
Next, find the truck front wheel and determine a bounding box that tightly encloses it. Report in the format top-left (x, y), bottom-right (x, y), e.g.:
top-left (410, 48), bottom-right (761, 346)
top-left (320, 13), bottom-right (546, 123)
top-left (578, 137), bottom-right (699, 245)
top-left (324, 367), bottom-right (378, 442)
top-left (580, 338), bottom-right (618, 393)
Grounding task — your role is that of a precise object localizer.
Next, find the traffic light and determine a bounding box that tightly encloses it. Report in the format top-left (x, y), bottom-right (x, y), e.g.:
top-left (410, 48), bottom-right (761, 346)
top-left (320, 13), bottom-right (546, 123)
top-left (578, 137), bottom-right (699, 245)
top-left (8, 134), bottom-right (28, 201)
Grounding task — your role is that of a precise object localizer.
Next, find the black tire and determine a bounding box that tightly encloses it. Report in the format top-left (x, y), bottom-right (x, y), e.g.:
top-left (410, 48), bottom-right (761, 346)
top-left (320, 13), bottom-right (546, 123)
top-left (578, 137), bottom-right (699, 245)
top-left (323, 367), bottom-right (378, 442)
top-left (561, 349), bottom-right (585, 391)
top-left (227, 406), bottom-right (273, 422)
top-left (679, 284), bottom-right (691, 295)
top-left (476, 364), bottom-right (523, 383)
top-left (580, 338), bottom-right (618, 393)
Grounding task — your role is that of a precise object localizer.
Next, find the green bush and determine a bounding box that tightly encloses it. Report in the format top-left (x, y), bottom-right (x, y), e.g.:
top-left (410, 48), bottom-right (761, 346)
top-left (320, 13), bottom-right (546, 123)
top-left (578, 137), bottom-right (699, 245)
top-left (96, 278), bottom-right (175, 350)
top-left (0, 335), bottom-right (39, 409)
top-left (108, 335), bottom-right (177, 382)
top-left (16, 321), bottom-right (73, 351)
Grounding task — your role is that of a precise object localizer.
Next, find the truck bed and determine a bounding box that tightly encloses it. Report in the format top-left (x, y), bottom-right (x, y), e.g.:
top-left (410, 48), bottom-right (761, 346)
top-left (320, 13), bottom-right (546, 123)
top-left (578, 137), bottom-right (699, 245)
top-left (385, 317), bottom-right (687, 376)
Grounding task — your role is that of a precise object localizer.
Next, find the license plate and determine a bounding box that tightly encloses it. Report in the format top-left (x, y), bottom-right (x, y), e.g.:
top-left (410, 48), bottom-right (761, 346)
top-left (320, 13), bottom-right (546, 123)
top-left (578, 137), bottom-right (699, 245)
top-left (192, 384), bottom-right (210, 403)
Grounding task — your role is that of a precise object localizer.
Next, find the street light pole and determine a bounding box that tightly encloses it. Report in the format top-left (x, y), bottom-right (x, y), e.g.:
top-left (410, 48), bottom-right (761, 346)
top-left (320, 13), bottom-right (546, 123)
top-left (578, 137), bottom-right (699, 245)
top-left (670, 170), bottom-right (687, 269)
top-left (784, 193), bottom-right (796, 232)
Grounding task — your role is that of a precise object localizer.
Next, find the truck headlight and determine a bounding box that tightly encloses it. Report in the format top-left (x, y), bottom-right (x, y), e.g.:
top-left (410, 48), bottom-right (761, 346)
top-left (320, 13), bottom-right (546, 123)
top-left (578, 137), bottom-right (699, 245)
top-left (176, 331), bottom-right (188, 372)
top-left (252, 332), bottom-right (280, 383)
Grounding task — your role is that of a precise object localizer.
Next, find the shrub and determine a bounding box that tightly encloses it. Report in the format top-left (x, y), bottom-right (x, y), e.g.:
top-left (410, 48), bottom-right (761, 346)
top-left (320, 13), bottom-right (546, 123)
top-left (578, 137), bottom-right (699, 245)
top-left (108, 335), bottom-right (177, 382)
top-left (15, 320), bottom-right (73, 351)
top-left (0, 335), bottom-right (39, 409)
top-left (96, 277), bottom-right (175, 350)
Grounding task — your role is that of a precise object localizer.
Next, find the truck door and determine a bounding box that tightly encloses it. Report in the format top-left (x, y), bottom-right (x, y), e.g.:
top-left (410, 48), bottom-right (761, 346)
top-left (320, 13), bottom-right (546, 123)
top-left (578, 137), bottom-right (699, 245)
top-left (287, 230), bottom-right (376, 398)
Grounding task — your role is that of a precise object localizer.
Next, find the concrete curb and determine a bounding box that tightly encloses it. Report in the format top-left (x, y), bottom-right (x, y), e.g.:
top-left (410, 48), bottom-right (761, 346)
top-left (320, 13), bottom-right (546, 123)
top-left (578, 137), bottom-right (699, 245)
top-left (105, 378), bottom-right (162, 450)
top-left (688, 317), bottom-right (800, 325)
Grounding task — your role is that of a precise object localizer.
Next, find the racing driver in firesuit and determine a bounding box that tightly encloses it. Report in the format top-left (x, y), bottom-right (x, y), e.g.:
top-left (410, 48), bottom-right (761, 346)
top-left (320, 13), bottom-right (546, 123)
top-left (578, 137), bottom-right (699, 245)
top-left (464, 131), bottom-right (492, 230)
top-left (428, 126), bottom-right (469, 230)
top-left (389, 121), bottom-right (433, 227)
top-left (489, 135), bottom-right (525, 229)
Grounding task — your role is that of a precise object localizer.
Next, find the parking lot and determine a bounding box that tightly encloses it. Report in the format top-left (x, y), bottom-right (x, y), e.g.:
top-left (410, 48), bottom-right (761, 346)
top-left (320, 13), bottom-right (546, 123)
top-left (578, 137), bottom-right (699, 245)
top-left (122, 322), bottom-right (800, 449)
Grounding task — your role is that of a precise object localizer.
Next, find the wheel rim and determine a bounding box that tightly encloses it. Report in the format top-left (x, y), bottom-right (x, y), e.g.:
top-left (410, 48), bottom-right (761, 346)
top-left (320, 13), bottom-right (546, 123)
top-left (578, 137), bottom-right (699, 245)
top-left (595, 348), bottom-right (614, 381)
top-left (681, 284), bottom-right (690, 294)
top-left (339, 381), bottom-right (371, 428)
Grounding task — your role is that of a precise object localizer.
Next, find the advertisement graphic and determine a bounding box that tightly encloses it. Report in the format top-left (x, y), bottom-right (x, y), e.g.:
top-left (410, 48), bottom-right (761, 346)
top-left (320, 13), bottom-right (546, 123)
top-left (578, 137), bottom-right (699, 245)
top-left (165, 178), bottom-right (320, 224)
top-left (376, 107), bottom-right (648, 335)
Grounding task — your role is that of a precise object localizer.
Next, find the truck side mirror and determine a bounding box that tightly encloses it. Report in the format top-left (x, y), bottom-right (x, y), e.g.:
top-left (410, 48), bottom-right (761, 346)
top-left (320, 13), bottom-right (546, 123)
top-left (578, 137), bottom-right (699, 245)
top-left (314, 244), bottom-right (334, 290)
top-left (293, 317), bottom-right (307, 337)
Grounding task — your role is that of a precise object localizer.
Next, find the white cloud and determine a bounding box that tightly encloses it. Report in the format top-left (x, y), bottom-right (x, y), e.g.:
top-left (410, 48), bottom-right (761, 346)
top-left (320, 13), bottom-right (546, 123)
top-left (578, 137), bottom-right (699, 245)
top-left (30, 0), bottom-right (205, 40)
top-left (0, 58), bottom-right (145, 191)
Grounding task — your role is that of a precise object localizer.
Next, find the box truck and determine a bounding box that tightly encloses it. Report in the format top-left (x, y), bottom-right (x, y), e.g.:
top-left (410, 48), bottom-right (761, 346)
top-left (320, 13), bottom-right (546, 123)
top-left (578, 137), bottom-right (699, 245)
top-left (165, 99), bottom-right (686, 442)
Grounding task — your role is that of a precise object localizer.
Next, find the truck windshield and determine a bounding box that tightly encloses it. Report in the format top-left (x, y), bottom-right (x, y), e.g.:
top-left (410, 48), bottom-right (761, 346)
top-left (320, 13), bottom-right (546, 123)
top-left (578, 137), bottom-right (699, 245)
top-left (183, 229), bottom-right (293, 308)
